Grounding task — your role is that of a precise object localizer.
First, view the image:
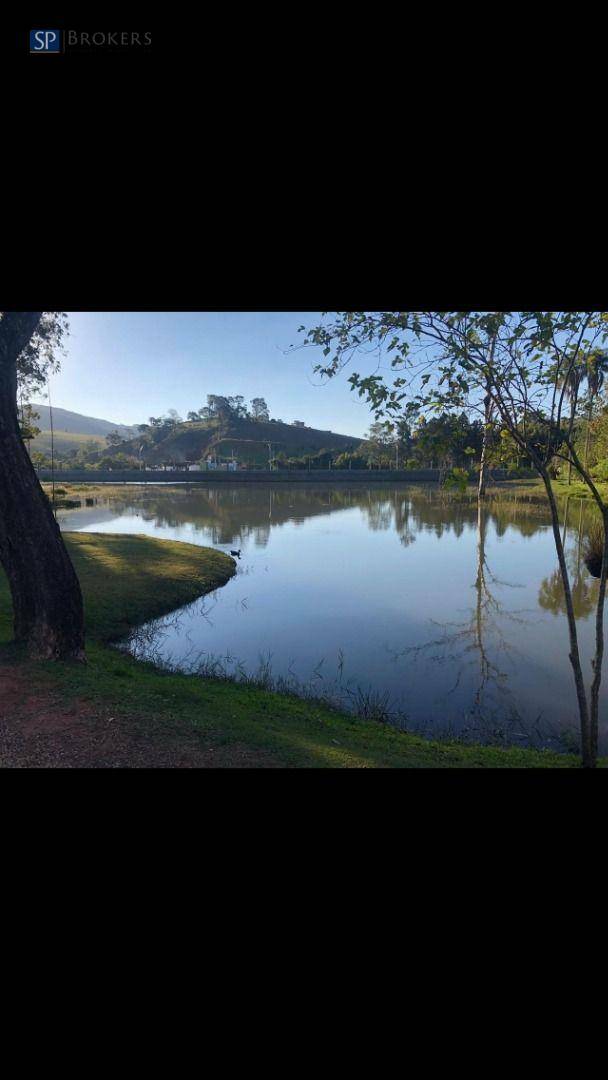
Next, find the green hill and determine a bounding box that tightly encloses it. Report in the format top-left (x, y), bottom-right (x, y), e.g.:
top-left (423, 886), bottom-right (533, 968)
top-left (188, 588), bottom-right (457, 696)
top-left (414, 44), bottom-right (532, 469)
top-left (26, 404), bottom-right (138, 459)
top-left (118, 417), bottom-right (363, 467)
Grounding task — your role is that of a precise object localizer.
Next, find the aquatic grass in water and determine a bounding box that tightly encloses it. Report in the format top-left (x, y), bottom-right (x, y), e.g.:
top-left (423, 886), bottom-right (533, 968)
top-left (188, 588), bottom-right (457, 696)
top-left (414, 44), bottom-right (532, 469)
top-left (122, 620), bottom-right (569, 748)
top-left (583, 521), bottom-right (605, 579)
top-left (192, 651), bottom-right (409, 728)
top-left (124, 618), bottom-right (409, 729)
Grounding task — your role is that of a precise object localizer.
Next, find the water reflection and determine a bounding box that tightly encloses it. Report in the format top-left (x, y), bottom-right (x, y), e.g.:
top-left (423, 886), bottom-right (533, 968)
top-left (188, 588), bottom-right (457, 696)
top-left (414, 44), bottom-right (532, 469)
top-left (386, 503), bottom-right (554, 745)
top-left (58, 483), bottom-right (607, 752)
top-left (537, 498), bottom-right (599, 620)
top-left (60, 483), bottom-right (568, 546)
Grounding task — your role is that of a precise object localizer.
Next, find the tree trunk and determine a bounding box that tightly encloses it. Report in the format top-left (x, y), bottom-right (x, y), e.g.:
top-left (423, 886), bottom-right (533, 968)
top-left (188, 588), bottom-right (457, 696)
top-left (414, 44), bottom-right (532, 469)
top-left (0, 316), bottom-right (85, 661)
top-left (589, 508), bottom-right (608, 763)
top-left (478, 341), bottom-right (497, 501)
top-left (584, 401), bottom-right (593, 472)
top-left (562, 497), bottom-right (570, 548)
top-left (478, 389), bottom-right (492, 501)
top-left (541, 471), bottom-right (593, 766)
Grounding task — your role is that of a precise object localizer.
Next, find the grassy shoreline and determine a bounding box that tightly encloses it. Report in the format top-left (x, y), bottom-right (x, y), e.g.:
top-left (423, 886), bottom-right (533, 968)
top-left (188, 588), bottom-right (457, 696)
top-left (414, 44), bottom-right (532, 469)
top-left (0, 531), bottom-right (594, 767)
top-left (41, 475), bottom-right (608, 501)
top-left (485, 477), bottom-right (608, 503)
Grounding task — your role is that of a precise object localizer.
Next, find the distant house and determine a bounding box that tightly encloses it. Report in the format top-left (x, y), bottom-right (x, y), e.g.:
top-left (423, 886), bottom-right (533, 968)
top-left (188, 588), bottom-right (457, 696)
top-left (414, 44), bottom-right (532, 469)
top-left (205, 456), bottom-right (238, 471)
top-left (148, 463), bottom-right (189, 472)
top-left (292, 421), bottom-right (306, 428)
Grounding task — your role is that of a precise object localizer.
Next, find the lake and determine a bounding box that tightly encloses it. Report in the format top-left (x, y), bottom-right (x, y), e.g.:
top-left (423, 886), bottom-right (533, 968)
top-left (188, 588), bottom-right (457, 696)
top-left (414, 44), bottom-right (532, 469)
top-left (57, 483), bottom-right (607, 753)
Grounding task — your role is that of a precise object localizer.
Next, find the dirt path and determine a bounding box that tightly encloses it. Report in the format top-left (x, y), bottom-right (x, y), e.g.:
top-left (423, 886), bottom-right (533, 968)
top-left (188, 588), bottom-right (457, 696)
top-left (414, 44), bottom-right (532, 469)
top-left (0, 662), bottom-right (279, 768)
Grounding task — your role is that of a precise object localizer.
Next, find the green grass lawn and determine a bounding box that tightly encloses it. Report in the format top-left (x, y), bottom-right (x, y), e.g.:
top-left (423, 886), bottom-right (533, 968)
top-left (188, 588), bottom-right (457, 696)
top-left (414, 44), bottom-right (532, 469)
top-left (0, 532), bottom-right (236, 646)
top-left (550, 477), bottom-right (608, 502)
top-left (486, 476), bottom-right (608, 504)
top-left (0, 532), bottom-right (592, 767)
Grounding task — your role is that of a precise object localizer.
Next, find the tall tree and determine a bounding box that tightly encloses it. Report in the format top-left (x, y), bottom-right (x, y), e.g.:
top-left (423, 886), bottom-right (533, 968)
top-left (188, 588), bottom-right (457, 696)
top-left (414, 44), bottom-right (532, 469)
top-left (0, 312), bottom-right (84, 660)
top-left (106, 430), bottom-right (125, 447)
top-left (250, 397), bottom-right (270, 422)
top-left (298, 311), bottom-right (608, 767)
top-left (165, 408), bottom-right (183, 427)
top-left (582, 351), bottom-right (608, 471)
top-left (227, 395), bottom-right (248, 419)
top-left (205, 395), bottom-right (232, 421)
top-left (553, 350), bottom-right (585, 485)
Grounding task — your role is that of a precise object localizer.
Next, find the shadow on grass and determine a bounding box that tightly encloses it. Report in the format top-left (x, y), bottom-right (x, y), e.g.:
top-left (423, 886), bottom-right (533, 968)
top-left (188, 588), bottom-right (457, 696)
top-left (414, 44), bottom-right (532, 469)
top-left (0, 532), bottom-right (236, 646)
top-left (64, 532), bottom-right (236, 641)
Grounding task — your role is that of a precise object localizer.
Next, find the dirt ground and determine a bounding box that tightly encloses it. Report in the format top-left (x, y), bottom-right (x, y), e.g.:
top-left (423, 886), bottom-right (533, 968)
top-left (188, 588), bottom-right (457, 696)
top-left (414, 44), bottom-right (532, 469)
top-left (0, 661), bottom-right (279, 769)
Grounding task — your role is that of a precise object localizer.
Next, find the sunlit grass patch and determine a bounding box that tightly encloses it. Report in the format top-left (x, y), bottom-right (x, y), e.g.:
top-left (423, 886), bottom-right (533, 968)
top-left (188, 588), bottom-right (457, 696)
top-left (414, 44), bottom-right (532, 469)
top-left (65, 532), bottom-right (236, 640)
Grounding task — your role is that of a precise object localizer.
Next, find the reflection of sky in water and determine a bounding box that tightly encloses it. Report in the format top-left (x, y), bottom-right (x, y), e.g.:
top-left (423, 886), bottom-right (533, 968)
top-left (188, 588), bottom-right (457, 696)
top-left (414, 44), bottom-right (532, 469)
top-left (58, 485), bottom-right (606, 752)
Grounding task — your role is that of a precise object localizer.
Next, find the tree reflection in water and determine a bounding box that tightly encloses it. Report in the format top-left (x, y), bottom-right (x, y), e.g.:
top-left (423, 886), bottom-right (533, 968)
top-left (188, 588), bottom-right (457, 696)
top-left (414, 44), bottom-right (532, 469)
top-left (387, 500), bottom-right (559, 747)
top-left (538, 497), bottom-right (598, 620)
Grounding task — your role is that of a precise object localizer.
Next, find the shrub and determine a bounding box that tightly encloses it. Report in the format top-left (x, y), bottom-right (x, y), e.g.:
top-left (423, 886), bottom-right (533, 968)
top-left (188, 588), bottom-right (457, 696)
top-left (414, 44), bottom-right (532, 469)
top-left (442, 467), bottom-right (470, 494)
top-left (583, 521), bottom-right (605, 578)
top-left (592, 458), bottom-right (608, 483)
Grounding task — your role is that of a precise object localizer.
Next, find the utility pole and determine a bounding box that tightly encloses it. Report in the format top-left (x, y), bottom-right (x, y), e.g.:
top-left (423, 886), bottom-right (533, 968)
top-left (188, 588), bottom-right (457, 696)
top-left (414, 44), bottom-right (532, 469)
top-left (47, 378), bottom-right (56, 510)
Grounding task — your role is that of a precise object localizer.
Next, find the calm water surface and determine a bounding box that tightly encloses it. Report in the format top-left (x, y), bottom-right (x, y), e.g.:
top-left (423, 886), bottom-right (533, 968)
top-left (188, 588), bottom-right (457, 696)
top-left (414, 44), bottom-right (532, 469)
top-left (58, 483), bottom-right (608, 752)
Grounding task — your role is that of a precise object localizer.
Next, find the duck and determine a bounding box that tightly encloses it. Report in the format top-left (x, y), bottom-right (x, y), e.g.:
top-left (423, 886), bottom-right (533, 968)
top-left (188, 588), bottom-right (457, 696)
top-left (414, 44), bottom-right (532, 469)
top-left (230, 549), bottom-right (242, 558)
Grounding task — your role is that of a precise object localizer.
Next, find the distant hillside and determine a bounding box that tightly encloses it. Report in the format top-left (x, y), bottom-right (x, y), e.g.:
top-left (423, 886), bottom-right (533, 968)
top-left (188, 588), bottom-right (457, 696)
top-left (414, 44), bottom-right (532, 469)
top-left (31, 404), bottom-right (138, 440)
top-left (31, 431), bottom-right (107, 456)
top-left (117, 416), bottom-right (362, 466)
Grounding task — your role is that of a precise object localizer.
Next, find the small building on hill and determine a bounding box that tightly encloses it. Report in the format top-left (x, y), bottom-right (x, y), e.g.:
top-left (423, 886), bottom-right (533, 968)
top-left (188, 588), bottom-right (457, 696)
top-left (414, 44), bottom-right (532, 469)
top-left (205, 456), bottom-right (239, 471)
top-left (292, 420), bottom-right (306, 428)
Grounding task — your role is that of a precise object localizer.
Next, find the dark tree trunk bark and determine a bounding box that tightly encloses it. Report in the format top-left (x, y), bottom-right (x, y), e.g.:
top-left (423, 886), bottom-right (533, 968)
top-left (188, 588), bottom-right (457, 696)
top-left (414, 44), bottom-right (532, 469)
top-left (589, 508), bottom-right (608, 763)
top-left (0, 313), bottom-right (85, 661)
top-left (584, 400), bottom-right (593, 471)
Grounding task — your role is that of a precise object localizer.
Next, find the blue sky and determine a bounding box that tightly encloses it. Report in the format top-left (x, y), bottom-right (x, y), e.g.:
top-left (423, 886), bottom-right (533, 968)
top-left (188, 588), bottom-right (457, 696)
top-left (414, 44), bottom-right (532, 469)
top-left (45, 312), bottom-right (379, 439)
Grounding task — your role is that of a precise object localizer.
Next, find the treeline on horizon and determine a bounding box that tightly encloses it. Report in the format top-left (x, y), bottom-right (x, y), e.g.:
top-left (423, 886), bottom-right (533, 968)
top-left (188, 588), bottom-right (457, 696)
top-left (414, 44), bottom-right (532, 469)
top-left (147, 394), bottom-right (272, 429)
top-left (22, 391), bottom-right (608, 481)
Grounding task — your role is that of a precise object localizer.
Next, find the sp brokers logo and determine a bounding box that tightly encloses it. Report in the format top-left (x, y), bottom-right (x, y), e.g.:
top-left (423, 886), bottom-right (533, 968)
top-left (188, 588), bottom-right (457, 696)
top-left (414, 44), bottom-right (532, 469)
top-left (30, 30), bottom-right (62, 53)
